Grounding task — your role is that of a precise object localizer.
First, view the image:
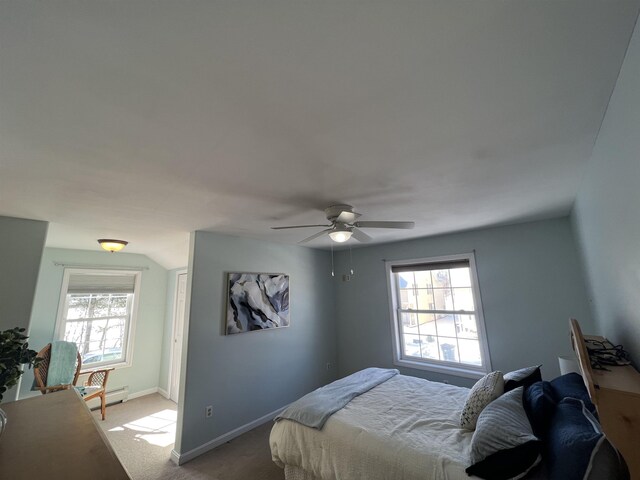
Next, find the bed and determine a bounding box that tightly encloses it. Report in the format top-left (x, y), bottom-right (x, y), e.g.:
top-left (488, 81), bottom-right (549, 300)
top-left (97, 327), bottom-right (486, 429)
top-left (270, 324), bottom-right (630, 480)
top-left (270, 373), bottom-right (479, 480)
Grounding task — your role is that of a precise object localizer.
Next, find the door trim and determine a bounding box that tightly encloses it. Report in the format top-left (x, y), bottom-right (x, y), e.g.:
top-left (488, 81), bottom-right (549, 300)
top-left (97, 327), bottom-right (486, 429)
top-left (168, 269), bottom-right (188, 403)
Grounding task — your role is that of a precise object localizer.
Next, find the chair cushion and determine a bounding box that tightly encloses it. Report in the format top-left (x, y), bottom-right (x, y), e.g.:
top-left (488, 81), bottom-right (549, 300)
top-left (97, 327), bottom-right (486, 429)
top-left (460, 370), bottom-right (504, 430)
top-left (466, 387), bottom-right (542, 480)
top-left (504, 365), bottom-right (542, 392)
top-left (75, 385), bottom-right (103, 399)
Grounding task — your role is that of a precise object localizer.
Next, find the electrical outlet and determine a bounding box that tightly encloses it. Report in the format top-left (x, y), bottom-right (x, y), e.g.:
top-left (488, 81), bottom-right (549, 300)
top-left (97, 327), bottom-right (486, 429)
top-left (205, 405), bottom-right (213, 418)
top-left (326, 362), bottom-right (332, 370)
top-left (342, 274), bottom-right (351, 282)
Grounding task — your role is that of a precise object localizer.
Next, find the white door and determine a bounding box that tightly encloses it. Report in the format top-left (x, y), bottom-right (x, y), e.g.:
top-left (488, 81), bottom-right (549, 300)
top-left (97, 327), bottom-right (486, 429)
top-left (169, 272), bottom-right (187, 403)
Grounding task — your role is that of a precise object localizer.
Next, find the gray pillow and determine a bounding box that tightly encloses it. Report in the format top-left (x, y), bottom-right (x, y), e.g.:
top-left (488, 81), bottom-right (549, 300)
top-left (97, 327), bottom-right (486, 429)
top-left (504, 365), bottom-right (542, 392)
top-left (466, 387), bottom-right (542, 480)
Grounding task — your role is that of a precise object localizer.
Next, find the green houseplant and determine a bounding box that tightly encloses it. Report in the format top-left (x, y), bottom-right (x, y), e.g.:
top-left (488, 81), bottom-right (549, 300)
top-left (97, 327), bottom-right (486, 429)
top-left (0, 327), bottom-right (41, 436)
top-left (0, 327), bottom-right (40, 402)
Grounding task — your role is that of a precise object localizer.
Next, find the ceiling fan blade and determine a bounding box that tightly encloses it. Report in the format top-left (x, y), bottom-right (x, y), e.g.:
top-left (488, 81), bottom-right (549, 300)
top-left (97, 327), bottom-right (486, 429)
top-left (354, 221), bottom-right (415, 229)
top-left (336, 211), bottom-right (361, 224)
top-left (298, 228), bottom-right (332, 244)
top-left (351, 228), bottom-right (372, 243)
top-left (271, 224), bottom-right (331, 230)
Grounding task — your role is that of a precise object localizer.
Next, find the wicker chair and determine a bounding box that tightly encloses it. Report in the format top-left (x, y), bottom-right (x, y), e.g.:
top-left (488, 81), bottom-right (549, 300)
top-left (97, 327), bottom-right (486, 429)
top-left (33, 343), bottom-right (114, 420)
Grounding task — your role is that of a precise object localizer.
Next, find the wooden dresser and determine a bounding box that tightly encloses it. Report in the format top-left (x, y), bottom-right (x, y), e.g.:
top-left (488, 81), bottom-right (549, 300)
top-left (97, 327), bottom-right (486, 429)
top-left (570, 318), bottom-right (640, 480)
top-left (0, 389), bottom-right (130, 479)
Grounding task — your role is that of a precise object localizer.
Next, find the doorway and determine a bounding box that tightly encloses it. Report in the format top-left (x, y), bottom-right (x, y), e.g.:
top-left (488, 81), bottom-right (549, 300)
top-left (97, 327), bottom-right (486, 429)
top-left (169, 271), bottom-right (188, 403)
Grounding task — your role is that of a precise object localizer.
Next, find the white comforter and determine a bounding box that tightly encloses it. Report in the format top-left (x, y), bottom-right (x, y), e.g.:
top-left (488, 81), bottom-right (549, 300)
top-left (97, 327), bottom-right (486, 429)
top-left (270, 374), bottom-right (479, 480)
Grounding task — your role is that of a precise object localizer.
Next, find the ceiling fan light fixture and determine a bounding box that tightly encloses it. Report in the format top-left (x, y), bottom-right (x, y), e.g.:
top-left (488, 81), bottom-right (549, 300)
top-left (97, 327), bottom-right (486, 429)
top-left (98, 238), bottom-right (128, 253)
top-left (328, 227), bottom-right (352, 243)
top-left (271, 204), bottom-right (414, 244)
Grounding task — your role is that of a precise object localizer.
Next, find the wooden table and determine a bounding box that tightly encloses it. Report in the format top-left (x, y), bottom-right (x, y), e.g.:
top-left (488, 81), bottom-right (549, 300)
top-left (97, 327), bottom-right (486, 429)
top-left (0, 389), bottom-right (130, 479)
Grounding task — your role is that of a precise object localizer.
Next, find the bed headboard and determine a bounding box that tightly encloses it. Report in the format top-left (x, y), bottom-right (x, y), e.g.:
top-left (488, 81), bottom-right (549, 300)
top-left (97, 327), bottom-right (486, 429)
top-left (569, 318), bottom-right (597, 403)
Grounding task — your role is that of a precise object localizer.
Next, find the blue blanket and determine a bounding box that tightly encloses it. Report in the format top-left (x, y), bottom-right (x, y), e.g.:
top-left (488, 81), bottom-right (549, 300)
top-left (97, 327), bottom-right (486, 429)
top-left (276, 367), bottom-right (399, 429)
top-left (47, 341), bottom-right (78, 387)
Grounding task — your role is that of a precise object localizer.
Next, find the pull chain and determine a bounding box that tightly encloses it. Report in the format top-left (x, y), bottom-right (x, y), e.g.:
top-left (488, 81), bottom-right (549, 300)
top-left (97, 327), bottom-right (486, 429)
top-left (331, 243), bottom-right (335, 277)
top-left (349, 244), bottom-right (354, 275)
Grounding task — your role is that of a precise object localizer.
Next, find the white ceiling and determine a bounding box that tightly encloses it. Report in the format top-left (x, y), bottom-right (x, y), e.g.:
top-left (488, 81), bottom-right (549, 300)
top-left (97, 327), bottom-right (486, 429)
top-left (1, 1), bottom-right (639, 269)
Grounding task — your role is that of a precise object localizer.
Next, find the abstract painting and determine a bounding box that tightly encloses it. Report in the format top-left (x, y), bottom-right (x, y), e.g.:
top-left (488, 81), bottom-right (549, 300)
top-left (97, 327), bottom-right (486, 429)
top-left (226, 273), bottom-right (290, 335)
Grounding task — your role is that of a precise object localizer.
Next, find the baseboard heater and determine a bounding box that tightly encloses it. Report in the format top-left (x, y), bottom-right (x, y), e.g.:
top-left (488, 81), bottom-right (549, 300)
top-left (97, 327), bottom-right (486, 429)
top-left (85, 385), bottom-right (129, 410)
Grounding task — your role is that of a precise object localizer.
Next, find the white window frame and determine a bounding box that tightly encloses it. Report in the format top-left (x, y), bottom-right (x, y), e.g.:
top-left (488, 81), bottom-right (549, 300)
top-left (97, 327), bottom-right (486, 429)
top-left (54, 268), bottom-right (141, 369)
top-left (385, 252), bottom-right (492, 379)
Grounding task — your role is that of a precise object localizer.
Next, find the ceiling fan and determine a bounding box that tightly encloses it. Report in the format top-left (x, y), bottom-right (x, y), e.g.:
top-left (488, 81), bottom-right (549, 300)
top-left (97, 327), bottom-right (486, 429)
top-left (271, 204), bottom-right (415, 244)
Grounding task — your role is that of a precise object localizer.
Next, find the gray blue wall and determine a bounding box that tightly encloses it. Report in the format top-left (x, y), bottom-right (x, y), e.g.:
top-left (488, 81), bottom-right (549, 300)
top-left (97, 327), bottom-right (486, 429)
top-left (176, 231), bottom-right (336, 455)
top-left (0, 215), bottom-right (48, 401)
top-left (572, 18), bottom-right (640, 365)
top-left (20, 247), bottom-right (168, 399)
top-left (333, 217), bottom-right (593, 387)
top-left (0, 216), bottom-right (48, 332)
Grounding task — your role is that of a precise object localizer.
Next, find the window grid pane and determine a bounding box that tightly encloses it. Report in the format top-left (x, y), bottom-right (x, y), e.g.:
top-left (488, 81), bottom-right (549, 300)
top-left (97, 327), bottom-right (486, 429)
top-left (62, 292), bottom-right (132, 366)
top-left (395, 265), bottom-right (483, 369)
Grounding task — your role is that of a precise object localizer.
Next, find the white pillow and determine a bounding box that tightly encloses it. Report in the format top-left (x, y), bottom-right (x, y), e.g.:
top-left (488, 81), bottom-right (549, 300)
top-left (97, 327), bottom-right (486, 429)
top-left (460, 370), bottom-right (504, 430)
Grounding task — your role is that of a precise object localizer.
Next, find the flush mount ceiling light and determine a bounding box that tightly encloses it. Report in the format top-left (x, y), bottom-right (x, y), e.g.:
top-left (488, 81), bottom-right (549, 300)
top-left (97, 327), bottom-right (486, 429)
top-left (328, 225), bottom-right (353, 243)
top-left (98, 239), bottom-right (128, 253)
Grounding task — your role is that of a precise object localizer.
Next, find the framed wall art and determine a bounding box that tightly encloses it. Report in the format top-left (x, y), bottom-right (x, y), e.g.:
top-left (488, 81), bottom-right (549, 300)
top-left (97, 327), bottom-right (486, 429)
top-left (226, 272), bottom-right (290, 335)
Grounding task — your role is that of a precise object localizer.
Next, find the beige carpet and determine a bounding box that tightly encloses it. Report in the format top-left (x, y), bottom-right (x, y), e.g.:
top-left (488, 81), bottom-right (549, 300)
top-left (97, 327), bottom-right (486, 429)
top-left (92, 394), bottom-right (284, 480)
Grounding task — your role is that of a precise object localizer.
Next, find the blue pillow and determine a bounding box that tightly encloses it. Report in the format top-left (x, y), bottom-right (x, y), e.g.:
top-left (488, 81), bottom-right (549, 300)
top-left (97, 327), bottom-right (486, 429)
top-left (549, 373), bottom-right (597, 416)
top-left (523, 381), bottom-right (556, 438)
top-left (546, 398), bottom-right (628, 480)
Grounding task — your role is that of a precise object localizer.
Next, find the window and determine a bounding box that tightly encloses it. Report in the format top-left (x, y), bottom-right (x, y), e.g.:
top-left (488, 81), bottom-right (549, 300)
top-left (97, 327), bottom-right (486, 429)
top-left (55, 269), bottom-right (141, 368)
top-left (386, 253), bottom-right (491, 378)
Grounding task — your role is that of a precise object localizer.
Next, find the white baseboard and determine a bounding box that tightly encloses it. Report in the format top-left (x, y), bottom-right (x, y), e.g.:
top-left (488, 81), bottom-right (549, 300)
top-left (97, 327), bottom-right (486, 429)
top-left (158, 388), bottom-right (170, 399)
top-left (86, 385), bottom-right (129, 410)
top-left (86, 386), bottom-right (159, 409)
top-left (170, 404), bottom-right (287, 466)
top-left (127, 387), bottom-right (159, 401)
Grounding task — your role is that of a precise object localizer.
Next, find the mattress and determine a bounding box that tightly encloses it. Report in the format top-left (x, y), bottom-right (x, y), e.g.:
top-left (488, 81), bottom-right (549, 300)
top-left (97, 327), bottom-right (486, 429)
top-left (270, 374), bottom-right (479, 480)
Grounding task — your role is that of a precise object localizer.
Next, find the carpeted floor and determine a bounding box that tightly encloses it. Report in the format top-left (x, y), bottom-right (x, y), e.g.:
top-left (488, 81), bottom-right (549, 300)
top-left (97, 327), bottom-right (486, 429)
top-left (92, 394), bottom-right (285, 480)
